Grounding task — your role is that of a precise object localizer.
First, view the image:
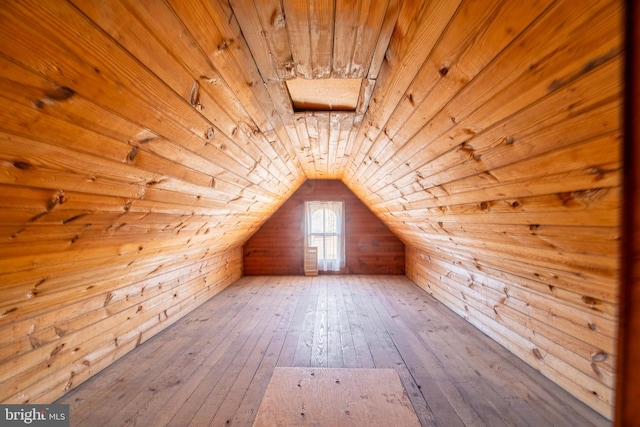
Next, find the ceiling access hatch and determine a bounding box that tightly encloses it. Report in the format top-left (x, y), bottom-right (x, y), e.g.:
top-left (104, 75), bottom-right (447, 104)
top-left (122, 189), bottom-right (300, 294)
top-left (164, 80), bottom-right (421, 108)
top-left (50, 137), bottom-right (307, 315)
top-left (285, 77), bottom-right (362, 112)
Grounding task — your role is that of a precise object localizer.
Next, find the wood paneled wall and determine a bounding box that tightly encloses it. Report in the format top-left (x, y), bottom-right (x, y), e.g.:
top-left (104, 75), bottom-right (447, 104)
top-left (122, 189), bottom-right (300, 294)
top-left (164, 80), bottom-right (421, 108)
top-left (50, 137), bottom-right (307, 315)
top-left (0, 0), bottom-right (626, 419)
top-left (341, 0), bottom-right (623, 420)
top-left (0, 0), bottom-right (301, 405)
top-left (243, 180), bottom-right (405, 275)
top-left (406, 245), bottom-right (617, 418)
top-left (0, 242), bottom-right (242, 404)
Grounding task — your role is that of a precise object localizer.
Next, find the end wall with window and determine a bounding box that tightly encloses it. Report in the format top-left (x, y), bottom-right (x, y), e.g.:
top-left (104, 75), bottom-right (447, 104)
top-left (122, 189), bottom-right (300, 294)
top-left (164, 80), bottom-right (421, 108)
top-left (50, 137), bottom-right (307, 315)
top-left (243, 180), bottom-right (405, 275)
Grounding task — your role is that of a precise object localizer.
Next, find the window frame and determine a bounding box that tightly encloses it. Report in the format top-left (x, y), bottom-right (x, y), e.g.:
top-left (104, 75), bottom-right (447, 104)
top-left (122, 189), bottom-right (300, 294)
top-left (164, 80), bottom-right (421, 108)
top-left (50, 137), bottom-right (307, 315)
top-left (304, 201), bottom-right (345, 272)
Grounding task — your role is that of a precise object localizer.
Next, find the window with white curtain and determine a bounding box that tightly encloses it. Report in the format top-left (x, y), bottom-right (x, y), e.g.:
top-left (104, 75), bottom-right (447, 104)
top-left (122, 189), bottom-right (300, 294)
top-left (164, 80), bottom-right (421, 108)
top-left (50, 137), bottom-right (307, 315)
top-left (305, 201), bottom-right (345, 272)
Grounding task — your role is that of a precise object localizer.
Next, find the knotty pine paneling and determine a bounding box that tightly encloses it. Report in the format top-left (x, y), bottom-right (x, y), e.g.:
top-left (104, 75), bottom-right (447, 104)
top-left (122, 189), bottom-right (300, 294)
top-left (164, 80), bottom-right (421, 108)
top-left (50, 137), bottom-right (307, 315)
top-left (341, 0), bottom-right (623, 420)
top-left (342, 1), bottom-right (625, 418)
top-left (243, 180), bottom-right (404, 275)
top-left (0, 244), bottom-right (242, 404)
top-left (0, 0), bottom-right (628, 420)
top-left (0, 0), bottom-right (301, 406)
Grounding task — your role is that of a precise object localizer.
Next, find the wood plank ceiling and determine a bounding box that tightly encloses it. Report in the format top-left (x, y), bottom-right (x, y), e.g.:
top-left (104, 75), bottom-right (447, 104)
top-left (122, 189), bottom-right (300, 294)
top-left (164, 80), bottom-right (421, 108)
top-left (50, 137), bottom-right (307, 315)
top-left (0, 0), bottom-right (623, 420)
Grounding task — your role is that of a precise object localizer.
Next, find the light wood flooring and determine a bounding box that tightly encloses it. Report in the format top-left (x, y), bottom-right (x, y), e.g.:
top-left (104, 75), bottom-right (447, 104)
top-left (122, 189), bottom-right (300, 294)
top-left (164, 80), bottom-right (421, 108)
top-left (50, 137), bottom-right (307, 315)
top-left (57, 275), bottom-right (610, 426)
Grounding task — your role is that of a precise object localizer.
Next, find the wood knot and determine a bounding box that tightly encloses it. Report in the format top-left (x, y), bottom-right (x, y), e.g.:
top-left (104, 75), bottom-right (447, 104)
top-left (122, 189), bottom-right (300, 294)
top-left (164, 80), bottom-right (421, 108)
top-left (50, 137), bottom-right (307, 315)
top-left (532, 348), bottom-right (544, 361)
top-left (439, 65), bottom-right (449, 76)
top-left (63, 213), bottom-right (89, 224)
top-left (587, 166), bottom-right (607, 181)
top-left (557, 192), bottom-right (576, 206)
top-left (216, 38), bottom-right (234, 52)
top-left (189, 81), bottom-right (202, 109)
top-left (479, 201), bottom-right (489, 211)
top-left (127, 145), bottom-right (139, 163)
top-left (104, 292), bottom-right (114, 307)
top-left (50, 343), bottom-right (65, 358)
top-left (504, 136), bottom-right (516, 144)
top-left (271, 10), bottom-right (285, 29)
top-left (581, 295), bottom-right (601, 306)
top-left (459, 141), bottom-right (475, 154)
top-left (45, 85), bottom-right (76, 101)
top-left (13, 161), bottom-right (33, 170)
top-left (35, 85), bottom-right (76, 108)
top-left (47, 190), bottom-right (68, 210)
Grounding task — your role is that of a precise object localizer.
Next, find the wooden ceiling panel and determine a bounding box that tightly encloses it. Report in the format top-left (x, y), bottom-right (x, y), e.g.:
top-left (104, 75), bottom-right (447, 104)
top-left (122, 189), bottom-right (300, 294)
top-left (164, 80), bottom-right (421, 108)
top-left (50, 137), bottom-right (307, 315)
top-left (344, 0), bottom-right (463, 183)
top-left (0, 0), bottom-right (625, 418)
top-left (340, 0), bottom-right (623, 417)
top-left (232, 0), bottom-right (400, 178)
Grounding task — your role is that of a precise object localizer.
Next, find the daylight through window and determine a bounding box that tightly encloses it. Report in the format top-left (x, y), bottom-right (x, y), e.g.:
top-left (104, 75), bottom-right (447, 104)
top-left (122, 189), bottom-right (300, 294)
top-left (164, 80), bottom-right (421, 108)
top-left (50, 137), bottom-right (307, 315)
top-left (305, 201), bottom-right (345, 272)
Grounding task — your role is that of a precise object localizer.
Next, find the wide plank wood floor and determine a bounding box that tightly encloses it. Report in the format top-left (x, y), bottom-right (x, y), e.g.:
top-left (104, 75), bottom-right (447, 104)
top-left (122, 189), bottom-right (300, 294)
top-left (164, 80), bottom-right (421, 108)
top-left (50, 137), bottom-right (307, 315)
top-left (57, 275), bottom-right (609, 426)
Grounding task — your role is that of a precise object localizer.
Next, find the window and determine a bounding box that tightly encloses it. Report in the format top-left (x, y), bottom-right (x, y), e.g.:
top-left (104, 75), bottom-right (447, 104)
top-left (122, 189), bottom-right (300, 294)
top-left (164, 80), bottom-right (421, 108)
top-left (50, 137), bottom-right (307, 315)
top-left (305, 201), bottom-right (345, 272)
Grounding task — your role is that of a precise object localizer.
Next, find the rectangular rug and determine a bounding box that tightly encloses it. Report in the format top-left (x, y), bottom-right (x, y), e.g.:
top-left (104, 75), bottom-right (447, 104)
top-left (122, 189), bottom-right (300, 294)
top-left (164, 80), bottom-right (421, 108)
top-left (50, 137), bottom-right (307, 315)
top-left (253, 367), bottom-right (421, 426)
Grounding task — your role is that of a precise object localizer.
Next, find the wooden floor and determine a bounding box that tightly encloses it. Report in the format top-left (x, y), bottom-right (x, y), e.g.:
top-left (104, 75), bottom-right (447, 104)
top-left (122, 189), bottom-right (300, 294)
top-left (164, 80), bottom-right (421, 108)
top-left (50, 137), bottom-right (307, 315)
top-left (57, 276), bottom-right (609, 426)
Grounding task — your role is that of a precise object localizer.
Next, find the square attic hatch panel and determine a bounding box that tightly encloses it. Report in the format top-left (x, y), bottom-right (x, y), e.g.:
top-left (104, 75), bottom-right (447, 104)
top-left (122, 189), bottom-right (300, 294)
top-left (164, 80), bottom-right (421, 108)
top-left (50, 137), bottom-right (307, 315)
top-left (286, 77), bottom-right (362, 112)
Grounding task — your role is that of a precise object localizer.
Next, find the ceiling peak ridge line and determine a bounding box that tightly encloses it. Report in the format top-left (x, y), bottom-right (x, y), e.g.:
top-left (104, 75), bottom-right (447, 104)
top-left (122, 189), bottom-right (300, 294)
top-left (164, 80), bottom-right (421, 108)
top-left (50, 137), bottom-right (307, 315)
top-left (343, 0), bottom-right (463, 183)
top-left (333, 0), bottom-right (399, 175)
top-left (226, 0), bottom-right (312, 179)
top-left (166, 0), bottom-right (304, 184)
top-left (227, 0), bottom-right (403, 179)
top-left (349, 0), bottom-right (512, 186)
top-left (348, 0), bottom-right (471, 180)
top-left (333, 0), bottom-right (399, 176)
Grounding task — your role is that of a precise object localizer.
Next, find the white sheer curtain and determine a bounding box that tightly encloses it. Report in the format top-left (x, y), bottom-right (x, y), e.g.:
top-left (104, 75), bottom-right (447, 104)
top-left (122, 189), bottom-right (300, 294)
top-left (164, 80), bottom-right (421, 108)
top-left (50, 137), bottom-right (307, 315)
top-left (305, 201), bottom-right (345, 272)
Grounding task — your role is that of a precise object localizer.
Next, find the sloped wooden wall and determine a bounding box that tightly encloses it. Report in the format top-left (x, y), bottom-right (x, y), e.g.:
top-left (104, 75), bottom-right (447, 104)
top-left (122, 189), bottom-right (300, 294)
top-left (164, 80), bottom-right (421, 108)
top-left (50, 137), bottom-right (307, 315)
top-left (243, 180), bottom-right (405, 275)
top-left (0, 1), bottom-right (302, 404)
top-left (0, 0), bottom-right (625, 420)
top-left (340, 0), bottom-right (622, 419)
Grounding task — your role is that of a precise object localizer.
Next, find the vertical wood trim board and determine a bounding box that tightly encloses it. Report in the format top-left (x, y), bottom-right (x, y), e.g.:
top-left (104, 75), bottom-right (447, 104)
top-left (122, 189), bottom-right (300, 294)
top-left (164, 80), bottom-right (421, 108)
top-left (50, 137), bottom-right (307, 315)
top-left (243, 180), bottom-right (405, 275)
top-left (616, 1), bottom-right (640, 424)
